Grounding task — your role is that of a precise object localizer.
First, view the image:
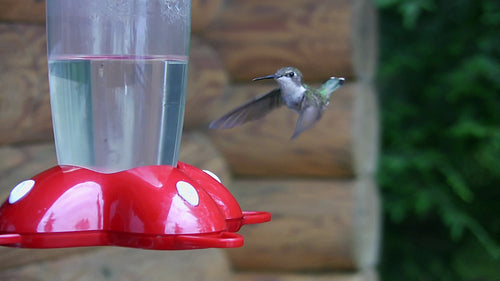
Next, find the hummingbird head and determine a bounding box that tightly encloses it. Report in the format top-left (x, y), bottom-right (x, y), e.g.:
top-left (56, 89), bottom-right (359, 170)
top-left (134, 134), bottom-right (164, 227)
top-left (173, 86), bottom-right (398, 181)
top-left (253, 67), bottom-right (304, 90)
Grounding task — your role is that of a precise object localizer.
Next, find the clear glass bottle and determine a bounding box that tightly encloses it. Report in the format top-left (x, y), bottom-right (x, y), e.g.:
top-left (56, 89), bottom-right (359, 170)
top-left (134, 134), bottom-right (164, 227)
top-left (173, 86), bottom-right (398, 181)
top-left (46, 0), bottom-right (191, 173)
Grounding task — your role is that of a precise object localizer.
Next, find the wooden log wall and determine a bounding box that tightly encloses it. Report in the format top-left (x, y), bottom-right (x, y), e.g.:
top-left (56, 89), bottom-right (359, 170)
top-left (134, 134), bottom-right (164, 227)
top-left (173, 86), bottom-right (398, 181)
top-left (0, 0), bottom-right (380, 280)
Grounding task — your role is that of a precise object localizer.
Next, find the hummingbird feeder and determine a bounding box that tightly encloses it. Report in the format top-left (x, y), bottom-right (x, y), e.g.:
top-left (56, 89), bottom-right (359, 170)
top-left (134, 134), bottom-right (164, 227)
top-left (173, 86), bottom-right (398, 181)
top-left (0, 0), bottom-right (270, 250)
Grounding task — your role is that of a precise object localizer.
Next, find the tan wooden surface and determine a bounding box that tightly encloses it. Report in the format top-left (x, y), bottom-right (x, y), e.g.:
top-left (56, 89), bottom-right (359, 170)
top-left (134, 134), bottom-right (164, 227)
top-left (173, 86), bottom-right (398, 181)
top-left (235, 270), bottom-right (379, 281)
top-left (0, 24), bottom-right (51, 145)
top-left (225, 178), bottom-right (380, 271)
top-left (0, 247), bottom-right (377, 281)
top-left (0, 247), bottom-right (231, 281)
top-left (201, 0), bottom-right (377, 82)
top-left (202, 0), bottom-right (354, 81)
top-left (185, 37), bottom-right (229, 129)
top-left (0, 0), bottom-right (224, 33)
top-left (0, 0), bottom-right (45, 23)
top-left (191, 0), bottom-right (224, 33)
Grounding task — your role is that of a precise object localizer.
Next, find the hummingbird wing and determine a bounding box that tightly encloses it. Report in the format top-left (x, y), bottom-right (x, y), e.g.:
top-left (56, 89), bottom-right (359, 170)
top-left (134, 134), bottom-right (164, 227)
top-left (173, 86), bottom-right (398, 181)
top-left (290, 99), bottom-right (323, 140)
top-left (209, 88), bottom-right (283, 129)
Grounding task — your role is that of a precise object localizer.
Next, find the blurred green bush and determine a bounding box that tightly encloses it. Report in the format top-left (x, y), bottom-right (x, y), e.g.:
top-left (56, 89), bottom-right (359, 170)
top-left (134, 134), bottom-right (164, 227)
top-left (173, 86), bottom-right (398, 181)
top-left (375, 0), bottom-right (500, 280)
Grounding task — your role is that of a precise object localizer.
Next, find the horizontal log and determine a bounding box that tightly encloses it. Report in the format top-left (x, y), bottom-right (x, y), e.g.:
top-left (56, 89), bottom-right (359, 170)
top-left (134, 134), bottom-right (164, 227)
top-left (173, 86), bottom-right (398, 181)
top-left (235, 270), bottom-right (378, 281)
top-left (0, 24), bottom-right (52, 145)
top-left (0, 0), bottom-right (45, 23)
top-left (0, 247), bottom-right (231, 280)
top-left (192, 0), bottom-right (224, 33)
top-left (184, 37), bottom-right (229, 129)
top-left (225, 178), bottom-right (380, 271)
top-left (207, 81), bottom-right (379, 178)
top-left (0, 0), bottom-right (223, 34)
top-left (0, 24), bottom-right (227, 144)
top-left (0, 247), bottom-right (98, 273)
top-left (202, 0), bottom-right (377, 81)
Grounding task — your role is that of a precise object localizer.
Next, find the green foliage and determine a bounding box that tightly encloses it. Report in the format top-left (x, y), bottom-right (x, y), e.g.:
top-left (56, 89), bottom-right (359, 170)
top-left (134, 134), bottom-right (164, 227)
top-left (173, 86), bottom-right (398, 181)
top-left (375, 0), bottom-right (436, 27)
top-left (376, 0), bottom-right (500, 279)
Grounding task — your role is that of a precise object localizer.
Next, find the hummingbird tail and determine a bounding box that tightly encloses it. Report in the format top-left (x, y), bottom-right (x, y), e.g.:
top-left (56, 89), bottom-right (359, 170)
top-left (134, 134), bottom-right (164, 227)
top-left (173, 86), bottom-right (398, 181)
top-left (317, 77), bottom-right (345, 98)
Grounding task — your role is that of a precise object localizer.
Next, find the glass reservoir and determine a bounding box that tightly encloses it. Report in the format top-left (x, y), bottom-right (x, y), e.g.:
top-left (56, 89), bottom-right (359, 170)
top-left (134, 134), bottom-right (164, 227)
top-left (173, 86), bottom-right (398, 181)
top-left (46, 0), bottom-right (191, 173)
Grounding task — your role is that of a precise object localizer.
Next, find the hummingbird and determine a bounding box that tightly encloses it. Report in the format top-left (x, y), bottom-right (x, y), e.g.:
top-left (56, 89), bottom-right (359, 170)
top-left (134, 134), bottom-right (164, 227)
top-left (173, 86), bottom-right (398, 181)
top-left (209, 67), bottom-right (345, 139)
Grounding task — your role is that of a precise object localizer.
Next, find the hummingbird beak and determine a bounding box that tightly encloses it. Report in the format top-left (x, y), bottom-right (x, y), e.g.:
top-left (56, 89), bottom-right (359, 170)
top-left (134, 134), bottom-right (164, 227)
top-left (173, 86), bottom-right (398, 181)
top-left (253, 74), bottom-right (276, 81)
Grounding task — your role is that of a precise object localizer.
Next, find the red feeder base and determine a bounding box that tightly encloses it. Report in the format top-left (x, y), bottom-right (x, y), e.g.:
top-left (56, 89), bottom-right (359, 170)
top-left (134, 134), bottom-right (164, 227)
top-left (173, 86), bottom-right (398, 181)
top-left (0, 162), bottom-right (270, 250)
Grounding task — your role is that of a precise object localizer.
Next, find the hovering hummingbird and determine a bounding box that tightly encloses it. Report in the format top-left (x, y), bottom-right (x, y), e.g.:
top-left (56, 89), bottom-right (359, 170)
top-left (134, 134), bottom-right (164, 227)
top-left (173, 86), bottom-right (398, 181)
top-left (209, 67), bottom-right (345, 139)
